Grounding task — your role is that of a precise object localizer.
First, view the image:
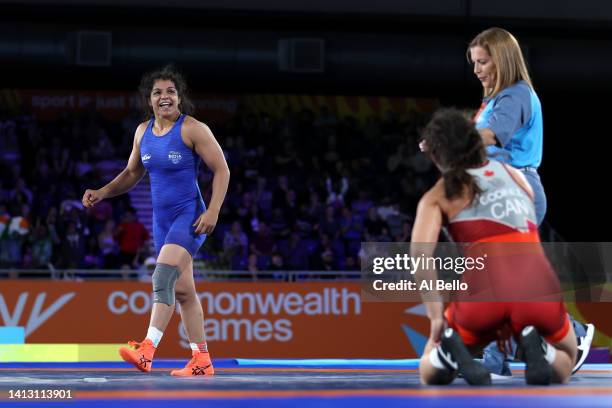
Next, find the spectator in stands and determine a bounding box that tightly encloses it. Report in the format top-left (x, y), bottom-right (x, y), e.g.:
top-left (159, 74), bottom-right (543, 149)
top-left (380, 202), bottom-right (409, 238)
top-left (351, 191), bottom-right (374, 221)
top-left (364, 207), bottom-right (388, 241)
top-left (83, 236), bottom-right (103, 269)
top-left (310, 233), bottom-right (337, 272)
top-left (250, 221), bottom-right (276, 258)
top-left (0, 203), bottom-right (12, 267)
top-left (318, 249), bottom-right (336, 273)
top-left (45, 207), bottom-right (61, 263)
top-left (306, 191), bottom-right (324, 221)
top-left (115, 207), bottom-right (149, 267)
top-left (247, 203), bottom-right (261, 237)
top-left (15, 203), bottom-right (32, 233)
top-left (255, 177), bottom-right (273, 217)
top-left (0, 203), bottom-right (9, 235)
top-left (91, 127), bottom-right (116, 161)
top-left (226, 181), bottom-right (244, 214)
top-left (60, 190), bottom-right (84, 217)
top-left (274, 140), bottom-right (302, 173)
top-left (32, 157), bottom-right (54, 197)
top-left (88, 198), bottom-right (113, 235)
top-left (223, 221), bottom-right (248, 269)
top-left (280, 231), bottom-right (309, 270)
top-left (0, 114), bottom-right (17, 162)
top-left (295, 202), bottom-right (316, 237)
top-left (242, 149), bottom-right (261, 182)
top-left (272, 175), bottom-right (290, 209)
top-left (32, 181), bottom-right (57, 221)
top-left (282, 189), bottom-right (299, 227)
top-left (318, 206), bottom-right (341, 240)
top-left (235, 191), bottom-right (254, 224)
top-left (51, 145), bottom-right (73, 179)
top-left (325, 175), bottom-right (349, 208)
top-left (269, 208), bottom-right (290, 239)
top-left (58, 221), bottom-right (85, 269)
top-left (98, 219), bottom-right (118, 268)
top-left (9, 178), bottom-right (33, 207)
top-left (29, 222), bottom-right (53, 268)
top-left (1, 203), bottom-right (32, 267)
top-left (339, 207), bottom-right (362, 248)
top-left (62, 207), bottom-right (90, 243)
top-left (393, 220), bottom-right (412, 242)
top-left (74, 151), bottom-right (94, 180)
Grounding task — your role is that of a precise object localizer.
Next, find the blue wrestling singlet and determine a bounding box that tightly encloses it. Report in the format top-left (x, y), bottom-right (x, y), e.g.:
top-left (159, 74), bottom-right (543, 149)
top-left (139, 114), bottom-right (206, 256)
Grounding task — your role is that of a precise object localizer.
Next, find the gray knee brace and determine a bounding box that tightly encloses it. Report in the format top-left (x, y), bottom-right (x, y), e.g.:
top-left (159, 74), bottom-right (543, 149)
top-left (152, 263), bottom-right (180, 305)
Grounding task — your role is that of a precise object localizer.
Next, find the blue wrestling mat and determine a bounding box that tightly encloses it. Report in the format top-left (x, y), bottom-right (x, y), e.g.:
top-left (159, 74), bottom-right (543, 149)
top-left (0, 360), bottom-right (610, 407)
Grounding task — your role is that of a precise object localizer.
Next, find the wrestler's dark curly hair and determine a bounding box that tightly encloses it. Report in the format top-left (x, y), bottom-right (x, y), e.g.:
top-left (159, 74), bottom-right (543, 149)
top-left (421, 108), bottom-right (486, 200)
top-left (138, 64), bottom-right (194, 119)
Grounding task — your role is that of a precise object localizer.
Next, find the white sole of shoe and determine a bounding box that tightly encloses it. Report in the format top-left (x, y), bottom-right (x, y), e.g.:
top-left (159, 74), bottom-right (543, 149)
top-left (573, 323), bottom-right (595, 374)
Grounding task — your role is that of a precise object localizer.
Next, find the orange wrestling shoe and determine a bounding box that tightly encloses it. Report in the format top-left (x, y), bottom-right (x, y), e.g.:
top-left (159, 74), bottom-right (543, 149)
top-left (170, 351), bottom-right (214, 377)
top-left (119, 339), bottom-right (156, 373)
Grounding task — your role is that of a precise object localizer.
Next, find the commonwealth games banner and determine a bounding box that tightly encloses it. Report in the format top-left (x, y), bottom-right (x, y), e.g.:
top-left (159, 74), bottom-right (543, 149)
top-left (0, 281), bottom-right (609, 358)
top-left (0, 281), bottom-right (428, 358)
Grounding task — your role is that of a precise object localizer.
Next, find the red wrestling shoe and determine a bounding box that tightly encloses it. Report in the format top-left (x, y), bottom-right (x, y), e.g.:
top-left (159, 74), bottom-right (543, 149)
top-left (170, 351), bottom-right (214, 377)
top-left (119, 339), bottom-right (156, 373)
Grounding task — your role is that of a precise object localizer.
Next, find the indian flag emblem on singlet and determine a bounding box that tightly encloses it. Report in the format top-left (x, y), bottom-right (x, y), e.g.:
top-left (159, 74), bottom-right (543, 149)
top-left (168, 151), bottom-right (182, 164)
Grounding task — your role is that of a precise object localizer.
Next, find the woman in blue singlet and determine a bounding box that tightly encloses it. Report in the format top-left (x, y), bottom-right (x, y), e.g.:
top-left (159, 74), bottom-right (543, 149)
top-left (82, 66), bottom-right (230, 376)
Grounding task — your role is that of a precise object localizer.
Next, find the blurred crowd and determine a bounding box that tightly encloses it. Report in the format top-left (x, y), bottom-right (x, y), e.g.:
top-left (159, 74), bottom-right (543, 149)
top-left (0, 103), bottom-right (436, 274)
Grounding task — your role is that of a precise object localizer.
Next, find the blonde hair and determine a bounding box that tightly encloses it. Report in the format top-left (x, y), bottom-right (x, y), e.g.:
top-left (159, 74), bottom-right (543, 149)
top-left (467, 27), bottom-right (532, 98)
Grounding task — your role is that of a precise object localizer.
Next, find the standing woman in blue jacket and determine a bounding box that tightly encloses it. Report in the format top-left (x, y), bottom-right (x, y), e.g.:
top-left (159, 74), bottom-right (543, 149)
top-left (467, 27), bottom-right (593, 377)
top-left (470, 27), bottom-right (546, 223)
